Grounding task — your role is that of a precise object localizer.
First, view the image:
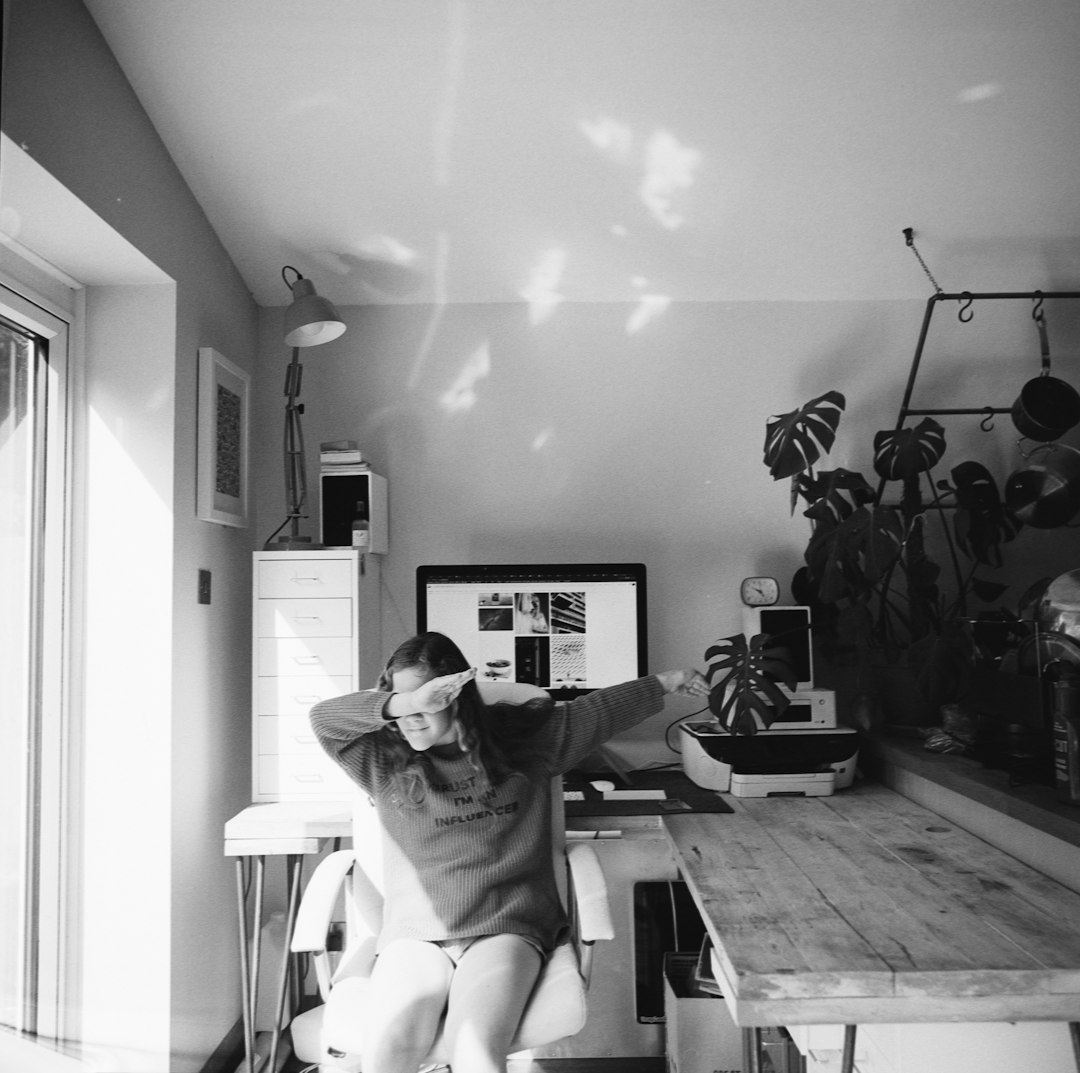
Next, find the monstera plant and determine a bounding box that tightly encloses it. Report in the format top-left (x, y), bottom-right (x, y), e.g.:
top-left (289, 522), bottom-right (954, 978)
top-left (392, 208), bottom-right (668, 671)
top-left (759, 390), bottom-right (1025, 723)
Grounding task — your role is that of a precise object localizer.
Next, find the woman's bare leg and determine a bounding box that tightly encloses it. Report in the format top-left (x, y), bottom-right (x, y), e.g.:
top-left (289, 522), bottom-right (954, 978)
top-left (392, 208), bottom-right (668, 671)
top-left (362, 939), bottom-right (454, 1073)
top-left (442, 935), bottom-right (544, 1073)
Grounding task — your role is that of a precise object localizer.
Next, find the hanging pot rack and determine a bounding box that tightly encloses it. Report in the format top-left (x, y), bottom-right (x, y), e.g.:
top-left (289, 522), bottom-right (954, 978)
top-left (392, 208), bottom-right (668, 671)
top-left (893, 230), bottom-right (1080, 433)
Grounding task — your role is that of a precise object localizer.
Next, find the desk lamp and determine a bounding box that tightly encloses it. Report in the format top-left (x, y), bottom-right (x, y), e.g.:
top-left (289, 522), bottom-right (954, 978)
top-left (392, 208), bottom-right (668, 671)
top-left (264, 265), bottom-right (346, 550)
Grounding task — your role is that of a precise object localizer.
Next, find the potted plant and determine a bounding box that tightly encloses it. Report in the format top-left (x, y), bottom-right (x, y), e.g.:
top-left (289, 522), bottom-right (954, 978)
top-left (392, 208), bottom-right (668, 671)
top-left (706, 390), bottom-right (1028, 734)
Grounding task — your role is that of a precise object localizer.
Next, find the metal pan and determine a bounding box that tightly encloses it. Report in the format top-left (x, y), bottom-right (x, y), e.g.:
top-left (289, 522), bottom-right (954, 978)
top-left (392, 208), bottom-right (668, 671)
top-left (1005, 442), bottom-right (1080, 528)
top-left (1011, 314), bottom-right (1080, 442)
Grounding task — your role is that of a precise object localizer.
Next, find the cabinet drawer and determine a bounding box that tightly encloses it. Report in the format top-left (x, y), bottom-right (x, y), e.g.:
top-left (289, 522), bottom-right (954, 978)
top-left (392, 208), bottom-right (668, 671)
top-left (257, 674), bottom-right (354, 715)
top-left (257, 597), bottom-right (353, 638)
top-left (257, 557), bottom-right (354, 598)
top-left (257, 715), bottom-right (323, 755)
top-left (257, 636), bottom-right (355, 677)
top-left (257, 753), bottom-right (354, 797)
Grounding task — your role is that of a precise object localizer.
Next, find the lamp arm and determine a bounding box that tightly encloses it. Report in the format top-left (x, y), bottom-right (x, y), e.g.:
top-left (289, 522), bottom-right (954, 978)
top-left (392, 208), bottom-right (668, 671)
top-left (282, 347), bottom-right (307, 540)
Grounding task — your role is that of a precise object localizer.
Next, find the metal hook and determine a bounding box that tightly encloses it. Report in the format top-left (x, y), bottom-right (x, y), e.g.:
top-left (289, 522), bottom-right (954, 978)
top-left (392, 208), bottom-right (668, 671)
top-left (979, 408), bottom-right (995, 432)
top-left (1032, 291), bottom-right (1045, 324)
top-left (958, 292), bottom-right (974, 323)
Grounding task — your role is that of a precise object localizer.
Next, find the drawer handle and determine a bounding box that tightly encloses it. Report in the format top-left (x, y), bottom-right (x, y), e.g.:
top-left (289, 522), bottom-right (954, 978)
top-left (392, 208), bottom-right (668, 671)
top-left (291, 735), bottom-right (317, 745)
top-left (289, 576), bottom-right (324, 585)
top-left (294, 774), bottom-right (325, 783)
top-left (293, 695), bottom-right (323, 705)
top-left (291, 656), bottom-right (322, 665)
top-left (291, 616), bottom-right (323, 623)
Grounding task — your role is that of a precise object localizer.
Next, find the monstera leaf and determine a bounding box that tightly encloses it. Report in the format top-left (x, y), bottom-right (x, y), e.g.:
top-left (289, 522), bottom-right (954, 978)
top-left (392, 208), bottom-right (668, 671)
top-left (705, 632), bottom-right (798, 735)
top-left (798, 468), bottom-right (877, 526)
top-left (763, 391), bottom-right (846, 481)
top-left (872, 418), bottom-right (946, 482)
top-left (804, 502), bottom-right (905, 604)
top-left (945, 460), bottom-right (1022, 567)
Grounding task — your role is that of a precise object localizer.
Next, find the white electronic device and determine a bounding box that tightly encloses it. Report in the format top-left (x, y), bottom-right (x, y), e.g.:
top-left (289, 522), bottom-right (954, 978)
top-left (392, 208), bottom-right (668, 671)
top-left (730, 771), bottom-right (836, 798)
top-left (765, 687), bottom-right (837, 730)
top-left (741, 605), bottom-right (814, 689)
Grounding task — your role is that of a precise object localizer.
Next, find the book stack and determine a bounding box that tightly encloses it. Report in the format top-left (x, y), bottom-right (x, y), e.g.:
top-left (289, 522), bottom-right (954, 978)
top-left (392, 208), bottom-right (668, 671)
top-left (319, 440), bottom-right (369, 473)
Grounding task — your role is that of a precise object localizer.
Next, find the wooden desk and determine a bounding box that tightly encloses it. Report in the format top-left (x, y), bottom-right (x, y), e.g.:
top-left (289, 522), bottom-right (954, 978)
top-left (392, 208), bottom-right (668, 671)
top-left (663, 782), bottom-right (1080, 1072)
top-left (224, 802), bottom-right (351, 1073)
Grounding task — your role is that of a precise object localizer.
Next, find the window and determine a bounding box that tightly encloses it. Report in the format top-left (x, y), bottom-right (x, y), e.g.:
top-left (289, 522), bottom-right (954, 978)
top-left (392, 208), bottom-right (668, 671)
top-left (0, 283), bottom-right (73, 1043)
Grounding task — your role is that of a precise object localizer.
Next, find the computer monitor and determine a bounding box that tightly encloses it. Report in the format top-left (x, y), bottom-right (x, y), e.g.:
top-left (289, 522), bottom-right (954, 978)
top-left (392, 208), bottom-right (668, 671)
top-left (416, 563), bottom-right (648, 700)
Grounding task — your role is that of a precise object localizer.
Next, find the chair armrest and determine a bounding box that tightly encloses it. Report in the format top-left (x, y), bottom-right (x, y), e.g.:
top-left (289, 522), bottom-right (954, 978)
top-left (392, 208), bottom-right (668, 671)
top-left (565, 842), bottom-right (614, 943)
top-left (290, 849), bottom-right (357, 954)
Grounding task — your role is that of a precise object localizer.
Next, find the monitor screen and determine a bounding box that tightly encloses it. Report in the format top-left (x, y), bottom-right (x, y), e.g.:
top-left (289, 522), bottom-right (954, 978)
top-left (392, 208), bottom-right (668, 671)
top-left (416, 563), bottom-right (648, 700)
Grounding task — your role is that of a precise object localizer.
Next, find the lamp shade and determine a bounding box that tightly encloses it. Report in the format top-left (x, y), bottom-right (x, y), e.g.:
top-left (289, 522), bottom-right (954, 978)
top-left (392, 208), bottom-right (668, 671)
top-left (283, 276), bottom-right (346, 347)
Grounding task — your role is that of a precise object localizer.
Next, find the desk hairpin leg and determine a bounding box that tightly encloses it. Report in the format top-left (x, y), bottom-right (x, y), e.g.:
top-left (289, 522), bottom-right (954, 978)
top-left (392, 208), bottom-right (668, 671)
top-left (841, 1025), bottom-right (857, 1073)
top-left (235, 855), bottom-right (266, 1073)
top-left (267, 854), bottom-right (305, 1073)
top-left (746, 1024), bottom-right (857, 1073)
top-left (743, 1028), bottom-right (762, 1073)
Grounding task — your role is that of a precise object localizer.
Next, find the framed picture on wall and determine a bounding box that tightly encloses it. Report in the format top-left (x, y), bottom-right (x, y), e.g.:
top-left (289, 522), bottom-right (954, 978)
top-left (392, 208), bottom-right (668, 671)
top-left (196, 346), bottom-right (250, 528)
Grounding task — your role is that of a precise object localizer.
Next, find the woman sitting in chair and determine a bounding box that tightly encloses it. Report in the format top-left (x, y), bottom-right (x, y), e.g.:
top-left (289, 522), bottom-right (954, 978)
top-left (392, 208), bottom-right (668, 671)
top-left (310, 630), bottom-right (708, 1073)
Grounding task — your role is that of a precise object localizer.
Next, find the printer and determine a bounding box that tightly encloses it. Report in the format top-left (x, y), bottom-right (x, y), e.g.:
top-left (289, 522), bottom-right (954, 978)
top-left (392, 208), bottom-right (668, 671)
top-left (679, 720), bottom-right (858, 797)
top-left (680, 605), bottom-right (858, 797)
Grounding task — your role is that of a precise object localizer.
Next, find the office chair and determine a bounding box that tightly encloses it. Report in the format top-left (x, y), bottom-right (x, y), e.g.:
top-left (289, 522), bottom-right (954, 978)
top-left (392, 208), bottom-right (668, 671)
top-left (288, 682), bottom-right (614, 1072)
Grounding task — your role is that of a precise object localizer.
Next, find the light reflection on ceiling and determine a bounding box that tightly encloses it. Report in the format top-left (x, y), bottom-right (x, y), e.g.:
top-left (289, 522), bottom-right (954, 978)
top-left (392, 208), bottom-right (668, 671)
top-left (80, 1), bottom-right (1080, 308)
top-left (958, 82), bottom-right (1002, 104)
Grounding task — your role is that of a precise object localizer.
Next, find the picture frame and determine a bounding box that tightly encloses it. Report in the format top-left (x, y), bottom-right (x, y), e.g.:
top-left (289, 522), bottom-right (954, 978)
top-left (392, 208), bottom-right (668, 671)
top-left (197, 346), bottom-right (250, 528)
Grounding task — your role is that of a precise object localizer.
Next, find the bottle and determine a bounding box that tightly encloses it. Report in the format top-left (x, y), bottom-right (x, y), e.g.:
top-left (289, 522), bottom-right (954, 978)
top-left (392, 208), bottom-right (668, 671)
top-left (1052, 678), bottom-right (1080, 804)
top-left (350, 500), bottom-right (370, 551)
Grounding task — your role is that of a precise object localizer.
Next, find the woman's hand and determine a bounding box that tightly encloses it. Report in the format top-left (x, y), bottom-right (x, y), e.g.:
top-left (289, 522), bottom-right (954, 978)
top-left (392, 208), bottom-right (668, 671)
top-left (387, 667), bottom-right (477, 718)
top-left (655, 668), bottom-right (710, 697)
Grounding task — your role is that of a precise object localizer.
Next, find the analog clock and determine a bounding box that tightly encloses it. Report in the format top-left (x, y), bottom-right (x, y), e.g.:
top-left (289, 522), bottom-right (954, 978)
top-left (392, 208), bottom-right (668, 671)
top-left (740, 576), bottom-right (780, 606)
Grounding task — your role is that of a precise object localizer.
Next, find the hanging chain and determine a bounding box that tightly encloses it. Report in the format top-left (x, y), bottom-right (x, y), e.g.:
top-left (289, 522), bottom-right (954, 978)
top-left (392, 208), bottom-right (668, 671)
top-left (902, 228), bottom-right (944, 295)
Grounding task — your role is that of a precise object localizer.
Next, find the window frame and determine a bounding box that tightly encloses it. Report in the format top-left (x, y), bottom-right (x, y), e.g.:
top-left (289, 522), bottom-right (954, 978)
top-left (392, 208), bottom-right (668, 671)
top-left (0, 278), bottom-right (77, 1045)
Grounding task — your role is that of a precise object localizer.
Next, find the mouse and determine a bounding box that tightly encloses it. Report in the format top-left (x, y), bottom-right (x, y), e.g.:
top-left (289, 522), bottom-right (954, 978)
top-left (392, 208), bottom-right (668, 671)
top-left (590, 779), bottom-right (616, 793)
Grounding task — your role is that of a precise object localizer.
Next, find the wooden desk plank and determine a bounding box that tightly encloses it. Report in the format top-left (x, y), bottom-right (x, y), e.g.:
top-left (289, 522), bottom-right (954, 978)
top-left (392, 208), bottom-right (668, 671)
top-left (664, 783), bottom-right (1080, 1027)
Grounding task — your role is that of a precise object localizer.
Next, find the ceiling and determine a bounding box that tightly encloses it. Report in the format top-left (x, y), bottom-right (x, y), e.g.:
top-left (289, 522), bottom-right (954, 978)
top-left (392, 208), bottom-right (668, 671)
top-left (82, 0), bottom-right (1080, 309)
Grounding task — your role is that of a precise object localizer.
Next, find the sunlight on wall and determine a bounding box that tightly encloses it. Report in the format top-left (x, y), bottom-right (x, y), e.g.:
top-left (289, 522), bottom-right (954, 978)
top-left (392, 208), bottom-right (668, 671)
top-left (640, 130), bottom-right (700, 230)
top-left (520, 248), bottom-right (566, 325)
top-left (82, 406), bottom-right (172, 1070)
top-left (626, 292), bottom-right (672, 335)
top-left (531, 426), bottom-right (554, 452)
top-left (439, 341), bottom-right (491, 414)
top-left (408, 231), bottom-right (450, 391)
top-left (578, 115), bottom-right (701, 231)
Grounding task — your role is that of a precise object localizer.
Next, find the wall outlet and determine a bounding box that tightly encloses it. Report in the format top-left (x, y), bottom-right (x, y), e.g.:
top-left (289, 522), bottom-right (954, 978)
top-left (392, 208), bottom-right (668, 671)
top-left (198, 569), bottom-right (211, 605)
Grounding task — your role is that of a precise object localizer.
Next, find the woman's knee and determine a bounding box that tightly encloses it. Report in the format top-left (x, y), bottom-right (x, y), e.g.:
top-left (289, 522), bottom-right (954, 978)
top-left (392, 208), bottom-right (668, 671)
top-left (443, 935), bottom-right (544, 1064)
top-left (362, 940), bottom-right (453, 1071)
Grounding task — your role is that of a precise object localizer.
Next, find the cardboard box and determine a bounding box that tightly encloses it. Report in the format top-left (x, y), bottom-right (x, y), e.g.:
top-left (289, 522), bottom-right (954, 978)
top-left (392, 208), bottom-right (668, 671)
top-left (663, 953), bottom-right (743, 1073)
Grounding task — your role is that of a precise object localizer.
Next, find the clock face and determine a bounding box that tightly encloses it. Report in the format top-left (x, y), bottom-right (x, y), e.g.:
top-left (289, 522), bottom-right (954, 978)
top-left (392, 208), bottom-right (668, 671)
top-left (740, 576), bottom-right (780, 606)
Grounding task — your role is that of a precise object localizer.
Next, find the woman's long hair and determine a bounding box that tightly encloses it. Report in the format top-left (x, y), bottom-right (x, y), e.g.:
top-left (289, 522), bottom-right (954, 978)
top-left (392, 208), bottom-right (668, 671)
top-left (374, 632), bottom-right (551, 806)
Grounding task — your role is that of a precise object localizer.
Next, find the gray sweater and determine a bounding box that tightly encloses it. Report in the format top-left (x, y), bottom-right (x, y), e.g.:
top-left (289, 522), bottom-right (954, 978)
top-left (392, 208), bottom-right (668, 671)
top-left (309, 676), bottom-right (664, 952)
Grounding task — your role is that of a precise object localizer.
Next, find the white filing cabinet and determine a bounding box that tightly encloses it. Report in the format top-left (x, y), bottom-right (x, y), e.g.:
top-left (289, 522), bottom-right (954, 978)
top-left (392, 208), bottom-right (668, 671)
top-left (252, 550), bottom-right (382, 801)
